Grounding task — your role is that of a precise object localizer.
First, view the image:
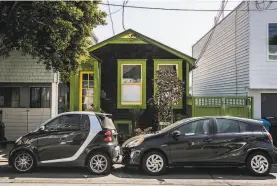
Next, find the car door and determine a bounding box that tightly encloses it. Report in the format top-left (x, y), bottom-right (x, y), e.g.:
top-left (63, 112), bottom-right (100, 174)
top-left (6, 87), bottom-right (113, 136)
top-left (168, 118), bottom-right (215, 165)
top-left (37, 113), bottom-right (89, 162)
top-left (212, 118), bottom-right (254, 164)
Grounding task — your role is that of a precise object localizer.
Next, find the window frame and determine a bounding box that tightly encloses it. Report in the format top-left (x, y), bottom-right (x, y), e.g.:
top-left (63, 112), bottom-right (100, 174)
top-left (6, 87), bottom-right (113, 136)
top-left (79, 71), bottom-right (94, 111)
top-left (30, 87), bottom-right (51, 108)
top-left (154, 59), bottom-right (183, 108)
top-left (214, 118), bottom-right (243, 134)
top-left (117, 60), bottom-right (146, 109)
top-left (177, 118), bottom-right (212, 136)
top-left (267, 22), bottom-right (277, 61)
top-left (44, 114), bottom-right (81, 132)
top-left (114, 120), bottom-right (132, 134)
top-left (0, 87), bottom-right (20, 108)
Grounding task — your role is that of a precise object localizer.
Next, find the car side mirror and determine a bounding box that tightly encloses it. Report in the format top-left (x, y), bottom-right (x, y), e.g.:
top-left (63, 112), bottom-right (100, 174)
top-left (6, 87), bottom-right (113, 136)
top-left (172, 130), bottom-right (181, 138)
top-left (39, 125), bottom-right (45, 131)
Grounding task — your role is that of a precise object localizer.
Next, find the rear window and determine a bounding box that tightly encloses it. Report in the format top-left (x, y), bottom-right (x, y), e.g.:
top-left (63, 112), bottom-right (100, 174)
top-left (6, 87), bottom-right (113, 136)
top-left (238, 121), bottom-right (251, 132)
top-left (215, 119), bottom-right (252, 133)
top-left (96, 114), bottom-right (116, 130)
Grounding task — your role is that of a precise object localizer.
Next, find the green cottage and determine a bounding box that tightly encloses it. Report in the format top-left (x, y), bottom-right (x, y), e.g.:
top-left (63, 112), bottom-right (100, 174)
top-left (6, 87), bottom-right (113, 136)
top-left (70, 29), bottom-right (195, 134)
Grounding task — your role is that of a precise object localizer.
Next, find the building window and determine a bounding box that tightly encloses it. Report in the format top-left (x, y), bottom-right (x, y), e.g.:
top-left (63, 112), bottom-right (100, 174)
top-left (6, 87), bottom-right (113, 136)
top-left (114, 120), bottom-right (132, 135)
top-left (268, 23), bottom-right (277, 60)
top-left (158, 64), bottom-right (178, 75)
top-left (117, 60), bottom-right (146, 109)
top-left (154, 60), bottom-right (183, 108)
top-left (0, 87), bottom-right (20, 108)
top-left (122, 64), bottom-right (142, 104)
top-left (80, 72), bottom-right (94, 111)
top-left (30, 87), bottom-right (51, 108)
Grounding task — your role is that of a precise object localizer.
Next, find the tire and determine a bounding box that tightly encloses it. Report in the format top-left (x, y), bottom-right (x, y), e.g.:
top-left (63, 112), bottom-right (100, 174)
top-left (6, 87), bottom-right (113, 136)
top-left (12, 151), bottom-right (36, 173)
top-left (246, 151), bottom-right (272, 176)
top-left (142, 151), bottom-right (167, 176)
top-left (87, 152), bottom-right (112, 175)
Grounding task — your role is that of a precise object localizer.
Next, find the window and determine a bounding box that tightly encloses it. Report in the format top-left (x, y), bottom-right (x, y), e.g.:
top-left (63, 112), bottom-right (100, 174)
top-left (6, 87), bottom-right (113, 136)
top-left (30, 87), bottom-right (50, 108)
top-left (80, 114), bottom-right (90, 131)
top-left (115, 120), bottom-right (131, 134)
top-left (122, 64), bottom-right (142, 104)
top-left (154, 60), bottom-right (183, 108)
top-left (0, 87), bottom-right (20, 108)
top-left (268, 23), bottom-right (277, 60)
top-left (44, 114), bottom-right (80, 131)
top-left (238, 121), bottom-right (249, 132)
top-left (158, 64), bottom-right (178, 75)
top-left (178, 119), bottom-right (210, 136)
top-left (80, 72), bottom-right (94, 111)
top-left (216, 119), bottom-right (240, 133)
top-left (118, 60), bottom-right (146, 108)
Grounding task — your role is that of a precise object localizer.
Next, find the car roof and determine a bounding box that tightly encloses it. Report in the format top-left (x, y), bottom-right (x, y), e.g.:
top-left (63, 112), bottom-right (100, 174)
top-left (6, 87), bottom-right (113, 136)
top-left (190, 116), bottom-right (260, 125)
top-left (57, 111), bottom-right (112, 117)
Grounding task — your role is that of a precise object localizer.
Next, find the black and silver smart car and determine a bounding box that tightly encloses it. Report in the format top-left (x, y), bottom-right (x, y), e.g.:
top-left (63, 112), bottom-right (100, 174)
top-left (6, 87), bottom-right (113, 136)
top-left (9, 112), bottom-right (120, 175)
top-left (122, 116), bottom-right (277, 176)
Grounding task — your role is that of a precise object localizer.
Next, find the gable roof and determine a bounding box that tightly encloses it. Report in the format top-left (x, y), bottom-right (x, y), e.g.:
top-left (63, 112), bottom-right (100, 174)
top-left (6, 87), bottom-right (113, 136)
top-left (88, 29), bottom-right (195, 67)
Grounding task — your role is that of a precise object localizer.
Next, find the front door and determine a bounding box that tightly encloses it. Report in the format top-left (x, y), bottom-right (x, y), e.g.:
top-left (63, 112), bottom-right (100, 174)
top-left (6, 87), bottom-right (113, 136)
top-left (168, 118), bottom-right (214, 165)
top-left (37, 114), bottom-right (90, 162)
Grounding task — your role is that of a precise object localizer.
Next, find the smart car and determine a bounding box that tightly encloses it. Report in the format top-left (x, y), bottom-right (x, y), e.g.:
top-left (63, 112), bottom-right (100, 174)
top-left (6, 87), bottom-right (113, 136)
top-left (122, 116), bottom-right (277, 176)
top-left (9, 112), bottom-right (120, 175)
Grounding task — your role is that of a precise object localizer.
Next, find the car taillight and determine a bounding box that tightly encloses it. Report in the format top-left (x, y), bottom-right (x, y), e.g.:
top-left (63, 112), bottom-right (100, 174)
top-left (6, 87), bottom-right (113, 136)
top-left (105, 131), bottom-right (112, 136)
top-left (267, 132), bottom-right (273, 143)
top-left (262, 127), bottom-right (273, 143)
top-left (104, 130), bottom-right (113, 142)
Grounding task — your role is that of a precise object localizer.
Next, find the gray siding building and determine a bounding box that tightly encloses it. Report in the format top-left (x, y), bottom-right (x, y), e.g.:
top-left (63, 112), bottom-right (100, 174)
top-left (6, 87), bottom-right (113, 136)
top-left (191, 1), bottom-right (277, 119)
top-left (0, 32), bottom-right (98, 141)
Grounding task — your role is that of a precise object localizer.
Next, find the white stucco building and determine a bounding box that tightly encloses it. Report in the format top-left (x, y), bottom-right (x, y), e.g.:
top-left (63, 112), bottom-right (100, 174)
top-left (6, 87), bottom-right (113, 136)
top-left (191, 1), bottom-right (277, 119)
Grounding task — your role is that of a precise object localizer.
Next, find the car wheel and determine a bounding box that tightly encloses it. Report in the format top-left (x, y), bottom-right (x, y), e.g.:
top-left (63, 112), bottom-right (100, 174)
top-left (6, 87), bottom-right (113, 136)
top-left (246, 151), bottom-right (272, 176)
top-left (142, 151), bottom-right (167, 176)
top-left (12, 151), bottom-right (36, 173)
top-left (87, 152), bottom-right (112, 175)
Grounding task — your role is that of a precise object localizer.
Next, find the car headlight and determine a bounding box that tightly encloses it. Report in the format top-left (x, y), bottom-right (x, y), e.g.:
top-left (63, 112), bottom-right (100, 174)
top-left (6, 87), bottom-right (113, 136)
top-left (128, 138), bottom-right (144, 148)
top-left (15, 136), bottom-right (22, 144)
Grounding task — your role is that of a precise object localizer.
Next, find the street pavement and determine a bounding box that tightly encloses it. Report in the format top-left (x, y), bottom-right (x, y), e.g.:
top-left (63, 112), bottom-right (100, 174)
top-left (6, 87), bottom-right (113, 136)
top-left (0, 162), bottom-right (277, 186)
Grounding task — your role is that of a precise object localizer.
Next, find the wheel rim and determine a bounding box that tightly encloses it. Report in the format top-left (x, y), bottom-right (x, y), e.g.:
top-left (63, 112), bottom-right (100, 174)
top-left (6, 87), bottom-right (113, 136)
top-left (14, 153), bottom-right (33, 172)
top-left (251, 155), bottom-right (269, 174)
top-left (90, 154), bottom-right (108, 173)
top-left (146, 154), bottom-right (164, 173)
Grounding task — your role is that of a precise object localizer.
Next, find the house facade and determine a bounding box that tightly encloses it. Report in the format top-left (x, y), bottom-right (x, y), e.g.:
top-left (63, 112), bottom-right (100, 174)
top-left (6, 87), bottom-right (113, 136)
top-left (0, 32), bottom-right (98, 141)
top-left (0, 51), bottom-right (58, 141)
top-left (191, 1), bottom-right (277, 119)
top-left (70, 29), bottom-right (195, 135)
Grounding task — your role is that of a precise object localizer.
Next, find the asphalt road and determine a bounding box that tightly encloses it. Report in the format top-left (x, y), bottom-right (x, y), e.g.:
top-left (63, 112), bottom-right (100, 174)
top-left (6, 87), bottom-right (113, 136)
top-left (0, 163), bottom-right (277, 186)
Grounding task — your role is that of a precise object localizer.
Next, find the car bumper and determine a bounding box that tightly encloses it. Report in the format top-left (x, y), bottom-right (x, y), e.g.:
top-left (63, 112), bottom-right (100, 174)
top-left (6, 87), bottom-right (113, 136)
top-left (122, 147), bottom-right (142, 166)
top-left (270, 146), bottom-right (277, 164)
top-left (111, 145), bottom-right (121, 162)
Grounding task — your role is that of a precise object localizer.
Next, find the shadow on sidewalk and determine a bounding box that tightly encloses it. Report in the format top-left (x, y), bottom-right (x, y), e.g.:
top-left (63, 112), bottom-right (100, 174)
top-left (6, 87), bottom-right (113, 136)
top-left (111, 166), bottom-right (277, 180)
top-left (0, 165), bottom-right (276, 180)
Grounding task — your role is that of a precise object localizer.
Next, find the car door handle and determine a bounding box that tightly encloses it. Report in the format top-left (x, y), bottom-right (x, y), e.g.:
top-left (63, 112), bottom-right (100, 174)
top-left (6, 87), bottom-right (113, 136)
top-left (203, 138), bottom-right (212, 143)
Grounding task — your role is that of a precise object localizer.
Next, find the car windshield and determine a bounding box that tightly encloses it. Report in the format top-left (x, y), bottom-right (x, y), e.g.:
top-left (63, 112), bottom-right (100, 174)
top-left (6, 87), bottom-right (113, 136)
top-left (160, 118), bottom-right (192, 133)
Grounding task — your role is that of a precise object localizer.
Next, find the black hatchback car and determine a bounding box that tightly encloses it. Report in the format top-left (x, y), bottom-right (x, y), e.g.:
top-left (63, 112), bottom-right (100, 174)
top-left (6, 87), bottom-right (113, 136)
top-left (9, 112), bottom-right (120, 175)
top-left (122, 116), bottom-right (277, 176)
